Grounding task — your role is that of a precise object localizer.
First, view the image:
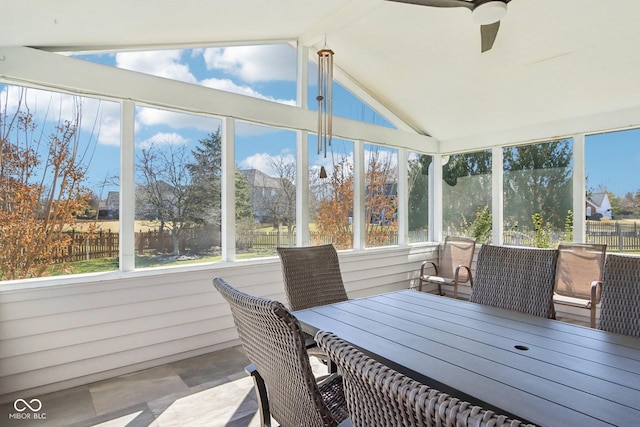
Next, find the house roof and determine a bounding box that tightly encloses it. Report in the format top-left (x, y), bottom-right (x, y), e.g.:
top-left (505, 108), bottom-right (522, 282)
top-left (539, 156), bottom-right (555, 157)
top-left (589, 192), bottom-right (608, 208)
top-left (2, 1), bottom-right (640, 152)
top-left (240, 169), bottom-right (283, 189)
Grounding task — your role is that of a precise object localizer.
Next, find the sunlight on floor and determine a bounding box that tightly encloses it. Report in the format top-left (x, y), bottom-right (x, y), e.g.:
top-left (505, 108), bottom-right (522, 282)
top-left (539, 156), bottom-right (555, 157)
top-left (92, 411), bottom-right (144, 427)
top-left (148, 376), bottom-right (260, 427)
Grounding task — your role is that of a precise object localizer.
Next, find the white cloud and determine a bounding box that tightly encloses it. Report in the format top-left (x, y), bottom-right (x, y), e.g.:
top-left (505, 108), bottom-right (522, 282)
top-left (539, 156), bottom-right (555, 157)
top-left (365, 146), bottom-right (399, 170)
top-left (200, 77), bottom-right (295, 106)
top-left (239, 152), bottom-right (296, 176)
top-left (116, 47), bottom-right (297, 102)
top-left (93, 104), bottom-right (122, 147)
top-left (115, 50), bottom-right (197, 84)
top-left (0, 85), bottom-right (121, 147)
top-left (137, 132), bottom-right (189, 150)
top-left (203, 45), bottom-right (296, 82)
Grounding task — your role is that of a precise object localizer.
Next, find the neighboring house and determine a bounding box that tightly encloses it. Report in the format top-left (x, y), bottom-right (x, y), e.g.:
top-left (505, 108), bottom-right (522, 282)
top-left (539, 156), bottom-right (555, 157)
top-left (135, 180), bottom-right (178, 220)
top-left (97, 191), bottom-right (120, 219)
top-left (239, 168), bottom-right (288, 223)
top-left (586, 192), bottom-right (613, 220)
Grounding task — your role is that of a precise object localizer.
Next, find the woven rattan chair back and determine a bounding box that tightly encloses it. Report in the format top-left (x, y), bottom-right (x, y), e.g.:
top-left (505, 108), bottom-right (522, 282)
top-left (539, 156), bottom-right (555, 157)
top-left (554, 242), bottom-right (606, 327)
top-left (470, 245), bottom-right (558, 318)
top-left (277, 244), bottom-right (348, 311)
top-left (212, 277), bottom-right (348, 427)
top-left (316, 331), bottom-right (532, 427)
top-left (598, 254), bottom-right (640, 337)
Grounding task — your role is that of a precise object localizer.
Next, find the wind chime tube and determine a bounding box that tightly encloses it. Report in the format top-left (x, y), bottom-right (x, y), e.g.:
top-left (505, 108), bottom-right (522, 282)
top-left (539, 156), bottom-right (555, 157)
top-left (322, 72), bottom-right (328, 157)
top-left (317, 53), bottom-right (323, 157)
top-left (327, 50), bottom-right (333, 153)
top-left (317, 48), bottom-right (334, 160)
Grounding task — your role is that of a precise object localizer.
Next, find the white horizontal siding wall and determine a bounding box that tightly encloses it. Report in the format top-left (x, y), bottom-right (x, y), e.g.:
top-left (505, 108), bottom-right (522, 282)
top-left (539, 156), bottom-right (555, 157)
top-left (0, 244), bottom-right (437, 403)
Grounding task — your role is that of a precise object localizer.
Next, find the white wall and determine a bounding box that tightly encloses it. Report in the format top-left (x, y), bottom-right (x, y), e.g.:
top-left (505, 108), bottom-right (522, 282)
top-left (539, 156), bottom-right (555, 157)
top-left (0, 244), bottom-right (438, 404)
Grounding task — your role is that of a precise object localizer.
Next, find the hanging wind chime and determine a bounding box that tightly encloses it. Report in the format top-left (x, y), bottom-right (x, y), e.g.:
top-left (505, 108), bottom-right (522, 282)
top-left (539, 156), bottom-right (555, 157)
top-left (317, 45), bottom-right (333, 179)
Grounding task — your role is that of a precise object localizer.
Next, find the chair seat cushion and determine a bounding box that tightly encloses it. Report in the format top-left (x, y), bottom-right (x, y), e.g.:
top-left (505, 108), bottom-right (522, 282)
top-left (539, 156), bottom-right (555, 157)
top-left (553, 293), bottom-right (592, 308)
top-left (420, 275), bottom-right (454, 285)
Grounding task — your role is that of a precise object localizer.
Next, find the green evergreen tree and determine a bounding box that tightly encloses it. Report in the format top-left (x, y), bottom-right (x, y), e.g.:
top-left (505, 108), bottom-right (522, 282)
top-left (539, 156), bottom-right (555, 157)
top-left (234, 168), bottom-right (253, 221)
top-left (187, 128), bottom-right (254, 224)
top-left (187, 129), bottom-right (222, 226)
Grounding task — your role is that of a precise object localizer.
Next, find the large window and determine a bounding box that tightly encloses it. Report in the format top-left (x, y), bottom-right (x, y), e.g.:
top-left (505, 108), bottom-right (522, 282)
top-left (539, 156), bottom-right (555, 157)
top-left (503, 139), bottom-right (573, 247)
top-left (309, 136), bottom-right (354, 249)
top-left (408, 151), bottom-right (431, 243)
top-left (365, 144), bottom-right (398, 248)
top-left (236, 123), bottom-right (297, 255)
top-left (586, 129), bottom-right (640, 253)
top-left (442, 151), bottom-right (492, 243)
top-left (0, 84), bottom-right (120, 280)
top-left (134, 106), bottom-right (222, 267)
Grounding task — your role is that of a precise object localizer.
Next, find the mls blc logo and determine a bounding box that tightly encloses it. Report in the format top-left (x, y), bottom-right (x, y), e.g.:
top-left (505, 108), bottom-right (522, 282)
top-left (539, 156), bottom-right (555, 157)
top-left (9, 398), bottom-right (46, 420)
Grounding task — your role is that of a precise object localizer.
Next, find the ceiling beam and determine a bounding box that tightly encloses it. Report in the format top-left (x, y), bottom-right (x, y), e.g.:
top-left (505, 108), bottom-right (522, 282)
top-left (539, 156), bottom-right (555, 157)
top-left (0, 46), bottom-right (437, 154)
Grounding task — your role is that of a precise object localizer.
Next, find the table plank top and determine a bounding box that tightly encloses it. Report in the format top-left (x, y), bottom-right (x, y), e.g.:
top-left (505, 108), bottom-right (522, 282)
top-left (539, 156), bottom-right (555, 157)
top-left (293, 289), bottom-right (640, 427)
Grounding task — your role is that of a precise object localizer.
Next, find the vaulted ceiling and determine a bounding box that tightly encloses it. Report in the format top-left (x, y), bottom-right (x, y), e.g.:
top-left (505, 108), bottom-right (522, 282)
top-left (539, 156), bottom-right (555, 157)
top-left (2, 0), bottom-right (640, 152)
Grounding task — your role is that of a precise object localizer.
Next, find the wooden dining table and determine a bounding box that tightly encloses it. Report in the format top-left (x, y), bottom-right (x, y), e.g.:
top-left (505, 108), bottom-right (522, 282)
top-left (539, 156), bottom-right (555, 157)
top-left (293, 289), bottom-right (640, 427)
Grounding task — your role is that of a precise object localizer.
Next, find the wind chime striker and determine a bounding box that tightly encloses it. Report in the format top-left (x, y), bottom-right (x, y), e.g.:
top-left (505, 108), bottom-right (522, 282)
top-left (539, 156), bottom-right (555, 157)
top-left (317, 47), bottom-right (333, 179)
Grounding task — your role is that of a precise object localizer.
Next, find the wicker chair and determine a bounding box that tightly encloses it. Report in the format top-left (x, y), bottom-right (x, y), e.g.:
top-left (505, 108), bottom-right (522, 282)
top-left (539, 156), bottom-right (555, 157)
top-left (598, 254), bottom-right (640, 337)
top-left (419, 236), bottom-right (476, 298)
top-left (278, 244), bottom-right (349, 373)
top-left (212, 277), bottom-right (349, 427)
top-left (553, 242), bottom-right (606, 328)
top-left (316, 331), bottom-right (533, 427)
top-left (470, 245), bottom-right (558, 318)
top-left (277, 244), bottom-right (348, 311)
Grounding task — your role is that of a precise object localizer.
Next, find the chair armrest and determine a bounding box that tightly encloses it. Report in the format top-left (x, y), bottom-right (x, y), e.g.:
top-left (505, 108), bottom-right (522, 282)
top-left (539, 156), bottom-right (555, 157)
top-left (245, 364), bottom-right (271, 427)
top-left (454, 265), bottom-right (473, 286)
top-left (420, 260), bottom-right (438, 277)
top-left (591, 280), bottom-right (603, 305)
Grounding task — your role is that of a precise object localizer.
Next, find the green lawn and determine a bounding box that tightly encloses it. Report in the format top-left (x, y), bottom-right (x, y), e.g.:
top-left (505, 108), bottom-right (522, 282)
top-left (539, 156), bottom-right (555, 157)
top-left (49, 251), bottom-right (277, 276)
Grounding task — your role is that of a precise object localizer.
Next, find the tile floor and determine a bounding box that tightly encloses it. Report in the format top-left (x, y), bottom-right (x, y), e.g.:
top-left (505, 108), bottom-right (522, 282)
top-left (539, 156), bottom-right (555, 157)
top-left (0, 345), bottom-right (263, 427)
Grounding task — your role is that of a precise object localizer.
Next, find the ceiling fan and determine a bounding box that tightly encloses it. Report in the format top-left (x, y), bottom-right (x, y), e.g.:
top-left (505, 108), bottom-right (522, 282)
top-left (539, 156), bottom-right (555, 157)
top-left (386, 0), bottom-right (512, 52)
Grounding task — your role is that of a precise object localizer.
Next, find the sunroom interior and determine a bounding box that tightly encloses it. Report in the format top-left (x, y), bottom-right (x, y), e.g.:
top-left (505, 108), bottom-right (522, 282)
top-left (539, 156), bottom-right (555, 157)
top-left (1, 0), bottom-right (640, 409)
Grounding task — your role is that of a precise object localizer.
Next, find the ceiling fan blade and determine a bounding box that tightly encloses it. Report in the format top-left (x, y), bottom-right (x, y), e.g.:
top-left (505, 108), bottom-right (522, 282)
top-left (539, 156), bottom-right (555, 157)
top-left (385, 0), bottom-right (474, 10)
top-left (480, 21), bottom-right (500, 52)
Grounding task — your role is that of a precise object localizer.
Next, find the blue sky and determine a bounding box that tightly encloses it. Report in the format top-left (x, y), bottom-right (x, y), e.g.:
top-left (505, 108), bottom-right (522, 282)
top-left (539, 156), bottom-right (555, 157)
top-left (1, 44), bottom-right (638, 198)
top-left (585, 129), bottom-right (640, 196)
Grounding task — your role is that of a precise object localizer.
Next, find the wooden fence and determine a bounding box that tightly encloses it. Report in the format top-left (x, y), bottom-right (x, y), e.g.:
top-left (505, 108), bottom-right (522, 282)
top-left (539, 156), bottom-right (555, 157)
top-left (54, 220), bottom-right (640, 263)
top-left (63, 229), bottom-right (119, 262)
top-left (585, 221), bottom-right (640, 252)
top-left (58, 229), bottom-right (187, 263)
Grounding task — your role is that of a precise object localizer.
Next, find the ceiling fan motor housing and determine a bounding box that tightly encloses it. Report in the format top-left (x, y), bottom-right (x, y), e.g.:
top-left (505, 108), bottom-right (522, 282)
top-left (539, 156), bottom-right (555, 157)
top-left (472, 0), bottom-right (508, 25)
